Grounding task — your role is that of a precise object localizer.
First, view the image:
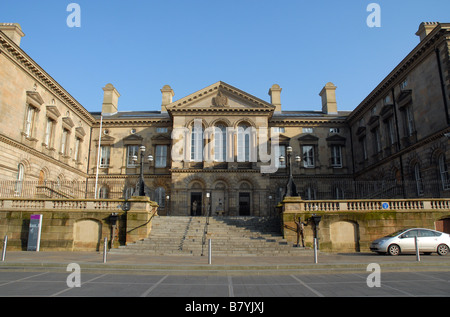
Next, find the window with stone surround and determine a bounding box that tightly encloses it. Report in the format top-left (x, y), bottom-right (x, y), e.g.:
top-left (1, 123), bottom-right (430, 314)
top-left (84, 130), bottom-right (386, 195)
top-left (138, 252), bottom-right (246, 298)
top-left (439, 154), bottom-right (450, 190)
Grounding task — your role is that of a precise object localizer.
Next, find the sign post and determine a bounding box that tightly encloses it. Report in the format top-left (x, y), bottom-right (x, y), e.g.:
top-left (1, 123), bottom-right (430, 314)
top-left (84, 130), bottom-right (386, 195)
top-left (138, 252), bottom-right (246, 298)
top-left (27, 214), bottom-right (43, 252)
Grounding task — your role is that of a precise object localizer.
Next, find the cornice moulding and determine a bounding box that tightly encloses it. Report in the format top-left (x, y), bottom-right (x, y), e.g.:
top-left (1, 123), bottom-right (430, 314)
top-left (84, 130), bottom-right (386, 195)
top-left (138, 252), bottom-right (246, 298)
top-left (0, 32), bottom-right (96, 126)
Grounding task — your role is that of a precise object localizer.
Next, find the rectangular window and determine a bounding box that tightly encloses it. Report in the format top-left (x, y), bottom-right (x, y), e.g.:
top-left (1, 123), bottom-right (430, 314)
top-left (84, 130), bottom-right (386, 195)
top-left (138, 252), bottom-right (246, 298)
top-left (44, 118), bottom-right (54, 147)
top-left (386, 116), bottom-right (396, 146)
top-left (61, 129), bottom-right (68, 155)
top-left (400, 78), bottom-right (408, 90)
top-left (127, 145), bottom-right (139, 167)
top-left (329, 128), bottom-right (340, 133)
top-left (275, 145), bottom-right (286, 168)
top-left (155, 145), bottom-right (168, 168)
top-left (74, 137), bottom-right (81, 161)
top-left (100, 146), bottom-right (111, 168)
top-left (156, 127), bottom-right (168, 133)
top-left (373, 127), bottom-right (382, 153)
top-left (303, 127), bottom-right (313, 134)
top-left (439, 155), bottom-right (450, 190)
top-left (302, 145), bottom-right (315, 168)
top-left (24, 106), bottom-right (35, 137)
top-left (331, 145), bottom-right (342, 168)
top-left (414, 164), bottom-right (424, 196)
top-left (361, 136), bottom-right (368, 160)
top-left (404, 106), bottom-right (415, 136)
top-left (272, 127), bottom-right (285, 133)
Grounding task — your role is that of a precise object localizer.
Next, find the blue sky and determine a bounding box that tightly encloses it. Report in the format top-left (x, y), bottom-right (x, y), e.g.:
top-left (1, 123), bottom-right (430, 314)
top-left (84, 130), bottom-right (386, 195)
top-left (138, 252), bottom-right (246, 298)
top-left (2, 0), bottom-right (450, 113)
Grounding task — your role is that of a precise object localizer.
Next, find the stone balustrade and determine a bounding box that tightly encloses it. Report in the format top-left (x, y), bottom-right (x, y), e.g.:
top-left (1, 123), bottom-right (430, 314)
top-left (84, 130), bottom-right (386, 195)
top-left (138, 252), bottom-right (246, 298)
top-left (283, 197), bottom-right (450, 213)
top-left (280, 197), bottom-right (450, 252)
top-left (0, 197), bottom-right (158, 251)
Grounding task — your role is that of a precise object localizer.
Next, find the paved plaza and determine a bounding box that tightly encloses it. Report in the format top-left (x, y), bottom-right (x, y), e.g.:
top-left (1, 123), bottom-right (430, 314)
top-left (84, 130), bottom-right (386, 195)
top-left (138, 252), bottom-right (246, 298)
top-left (0, 251), bottom-right (449, 298)
top-left (0, 270), bottom-right (450, 298)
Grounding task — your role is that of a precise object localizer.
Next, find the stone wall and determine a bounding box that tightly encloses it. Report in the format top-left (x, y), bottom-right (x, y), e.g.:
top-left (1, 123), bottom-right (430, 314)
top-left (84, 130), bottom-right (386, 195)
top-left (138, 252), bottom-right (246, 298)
top-left (0, 196), bottom-right (158, 251)
top-left (281, 197), bottom-right (450, 252)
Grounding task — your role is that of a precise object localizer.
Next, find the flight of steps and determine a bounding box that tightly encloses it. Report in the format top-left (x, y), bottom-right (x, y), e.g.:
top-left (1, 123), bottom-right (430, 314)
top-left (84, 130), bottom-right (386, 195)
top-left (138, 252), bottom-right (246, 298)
top-left (110, 216), bottom-right (310, 256)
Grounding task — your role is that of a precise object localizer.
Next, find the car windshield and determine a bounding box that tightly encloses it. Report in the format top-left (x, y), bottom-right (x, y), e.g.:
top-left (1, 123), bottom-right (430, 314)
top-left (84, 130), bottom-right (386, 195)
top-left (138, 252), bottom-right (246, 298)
top-left (384, 229), bottom-right (408, 237)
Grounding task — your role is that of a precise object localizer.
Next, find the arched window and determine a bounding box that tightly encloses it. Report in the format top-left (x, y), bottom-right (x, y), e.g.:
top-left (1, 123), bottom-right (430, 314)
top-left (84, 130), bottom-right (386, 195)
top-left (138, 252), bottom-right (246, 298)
top-left (414, 163), bottom-right (424, 196)
top-left (155, 187), bottom-right (165, 207)
top-left (334, 187), bottom-right (345, 200)
top-left (237, 123), bottom-right (251, 162)
top-left (98, 185), bottom-right (109, 199)
top-left (305, 187), bottom-right (316, 200)
top-left (15, 163), bottom-right (25, 195)
top-left (124, 186), bottom-right (135, 200)
top-left (214, 124), bottom-right (227, 162)
top-left (190, 122), bottom-right (204, 162)
top-left (439, 154), bottom-right (450, 190)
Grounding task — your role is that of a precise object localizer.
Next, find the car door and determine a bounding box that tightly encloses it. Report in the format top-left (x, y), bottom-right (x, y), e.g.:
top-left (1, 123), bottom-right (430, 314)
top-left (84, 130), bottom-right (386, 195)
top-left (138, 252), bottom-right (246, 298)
top-left (398, 229), bottom-right (418, 252)
top-left (418, 229), bottom-right (440, 252)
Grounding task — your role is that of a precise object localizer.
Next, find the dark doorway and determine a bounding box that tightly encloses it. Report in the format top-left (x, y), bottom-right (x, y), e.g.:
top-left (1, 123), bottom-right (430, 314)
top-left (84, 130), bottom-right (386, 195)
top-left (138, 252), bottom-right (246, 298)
top-left (436, 218), bottom-right (450, 234)
top-left (239, 193), bottom-right (250, 216)
top-left (190, 192), bottom-right (202, 216)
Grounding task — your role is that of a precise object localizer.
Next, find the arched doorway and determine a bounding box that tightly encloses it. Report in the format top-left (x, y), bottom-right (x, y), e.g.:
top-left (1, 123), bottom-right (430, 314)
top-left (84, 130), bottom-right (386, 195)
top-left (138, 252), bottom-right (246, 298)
top-left (330, 221), bottom-right (360, 252)
top-left (212, 181), bottom-right (227, 216)
top-left (73, 219), bottom-right (102, 251)
top-left (189, 181), bottom-right (203, 216)
top-left (436, 218), bottom-right (450, 234)
top-left (38, 170), bottom-right (46, 185)
top-left (238, 181), bottom-right (252, 216)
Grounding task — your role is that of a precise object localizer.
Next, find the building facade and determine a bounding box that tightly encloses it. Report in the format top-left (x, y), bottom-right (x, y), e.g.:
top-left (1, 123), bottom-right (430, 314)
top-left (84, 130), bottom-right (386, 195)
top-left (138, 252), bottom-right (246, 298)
top-left (0, 22), bottom-right (449, 217)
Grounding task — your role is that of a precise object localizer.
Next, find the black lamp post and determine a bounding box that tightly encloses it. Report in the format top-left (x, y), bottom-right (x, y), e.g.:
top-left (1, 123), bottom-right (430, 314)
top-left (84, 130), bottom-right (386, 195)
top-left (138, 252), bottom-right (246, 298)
top-left (310, 214), bottom-right (322, 239)
top-left (132, 145), bottom-right (153, 197)
top-left (280, 146), bottom-right (301, 198)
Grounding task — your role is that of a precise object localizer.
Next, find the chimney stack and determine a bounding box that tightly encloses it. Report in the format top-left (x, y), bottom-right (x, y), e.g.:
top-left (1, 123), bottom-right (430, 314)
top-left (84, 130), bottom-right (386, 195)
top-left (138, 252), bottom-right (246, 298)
top-left (161, 85), bottom-right (174, 112)
top-left (319, 82), bottom-right (338, 114)
top-left (102, 83), bottom-right (120, 114)
top-left (268, 84), bottom-right (282, 112)
top-left (416, 22), bottom-right (439, 42)
top-left (0, 23), bottom-right (25, 47)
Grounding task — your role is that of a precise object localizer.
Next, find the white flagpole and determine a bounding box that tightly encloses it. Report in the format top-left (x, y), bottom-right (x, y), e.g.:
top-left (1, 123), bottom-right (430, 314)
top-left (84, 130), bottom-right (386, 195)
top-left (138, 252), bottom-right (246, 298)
top-left (94, 113), bottom-right (103, 199)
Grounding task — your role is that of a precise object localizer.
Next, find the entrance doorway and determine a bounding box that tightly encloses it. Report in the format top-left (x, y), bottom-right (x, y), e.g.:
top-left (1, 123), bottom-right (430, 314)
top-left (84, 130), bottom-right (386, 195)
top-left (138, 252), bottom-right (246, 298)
top-left (436, 218), bottom-right (450, 234)
top-left (190, 192), bottom-right (202, 216)
top-left (239, 193), bottom-right (250, 216)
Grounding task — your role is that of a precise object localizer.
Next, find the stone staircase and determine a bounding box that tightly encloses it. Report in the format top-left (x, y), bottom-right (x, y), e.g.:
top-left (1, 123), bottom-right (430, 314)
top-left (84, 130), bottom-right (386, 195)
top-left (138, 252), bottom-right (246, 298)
top-left (110, 216), bottom-right (311, 256)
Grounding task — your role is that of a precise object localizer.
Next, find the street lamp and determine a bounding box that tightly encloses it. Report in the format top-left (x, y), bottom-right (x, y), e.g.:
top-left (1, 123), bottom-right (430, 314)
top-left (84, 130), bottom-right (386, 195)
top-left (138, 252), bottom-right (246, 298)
top-left (166, 195), bottom-right (170, 215)
top-left (280, 146), bottom-right (301, 198)
top-left (132, 145), bottom-right (153, 196)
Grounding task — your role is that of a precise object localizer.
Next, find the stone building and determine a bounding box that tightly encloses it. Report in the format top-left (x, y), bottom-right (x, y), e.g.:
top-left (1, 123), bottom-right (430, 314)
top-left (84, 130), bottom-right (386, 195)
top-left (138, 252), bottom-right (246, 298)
top-left (0, 22), bottom-right (449, 217)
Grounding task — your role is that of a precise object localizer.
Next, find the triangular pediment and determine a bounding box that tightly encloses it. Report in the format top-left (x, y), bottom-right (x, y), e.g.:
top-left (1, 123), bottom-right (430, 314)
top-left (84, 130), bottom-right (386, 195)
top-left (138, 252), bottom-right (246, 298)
top-left (326, 134), bottom-right (346, 142)
top-left (298, 134), bottom-right (319, 142)
top-left (166, 81), bottom-right (275, 113)
top-left (26, 91), bottom-right (44, 108)
top-left (326, 134), bottom-right (346, 145)
top-left (151, 134), bottom-right (171, 141)
top-left (123, 134), bottom-right (143, 142)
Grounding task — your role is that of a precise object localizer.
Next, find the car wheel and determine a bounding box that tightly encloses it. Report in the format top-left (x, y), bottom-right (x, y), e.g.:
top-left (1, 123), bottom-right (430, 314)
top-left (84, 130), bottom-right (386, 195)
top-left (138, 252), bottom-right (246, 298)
top-left (437, 244), bottom-right (449, 256)
top-left (388, 244), bottom-right (400, 256)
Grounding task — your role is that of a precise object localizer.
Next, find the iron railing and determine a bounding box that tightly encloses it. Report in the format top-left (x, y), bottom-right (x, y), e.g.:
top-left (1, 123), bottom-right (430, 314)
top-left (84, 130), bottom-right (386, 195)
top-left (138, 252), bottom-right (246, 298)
top-left (1, 179), bottom-right (448, 202)
top-left (0, 179), bottom-right (139, 200)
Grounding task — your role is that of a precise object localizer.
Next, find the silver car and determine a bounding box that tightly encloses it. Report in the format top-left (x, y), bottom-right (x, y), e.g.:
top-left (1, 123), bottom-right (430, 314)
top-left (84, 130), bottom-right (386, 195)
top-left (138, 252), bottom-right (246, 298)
top-left (370, 228), bottom-right (450, 256)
